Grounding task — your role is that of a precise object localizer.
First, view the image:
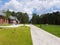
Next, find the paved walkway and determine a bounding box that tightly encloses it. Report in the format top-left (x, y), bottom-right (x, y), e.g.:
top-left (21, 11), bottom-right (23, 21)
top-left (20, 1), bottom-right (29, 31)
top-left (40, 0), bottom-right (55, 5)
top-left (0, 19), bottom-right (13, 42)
top-left (0, 24), bottom-right (29, 28)
top-left (0, 24), bottom-right (60, 45)
top-left (30, 24), bottom-right (60, 45)
top-left (0, 24), bottom-right (23, 28)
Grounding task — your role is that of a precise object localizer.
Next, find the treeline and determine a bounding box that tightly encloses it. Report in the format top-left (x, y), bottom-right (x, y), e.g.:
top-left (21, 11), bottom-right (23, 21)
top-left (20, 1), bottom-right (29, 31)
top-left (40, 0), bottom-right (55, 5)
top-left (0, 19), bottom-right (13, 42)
top-left (6, 10), bottom-right (60, 24)
top-left (31, 11), bottom-right (60, 25)
top-left (5, 10), bottom-right (29, 24)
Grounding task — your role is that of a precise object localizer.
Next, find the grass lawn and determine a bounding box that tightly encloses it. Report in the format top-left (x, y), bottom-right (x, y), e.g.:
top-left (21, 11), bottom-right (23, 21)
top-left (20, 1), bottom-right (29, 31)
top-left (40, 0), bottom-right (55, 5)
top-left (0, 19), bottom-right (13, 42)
top-left (0, 24), bottom-right (11, 26)
top-left (35, 24), bottom-right (60, 37)
top-left (0, 26), bottom-right (32, 45)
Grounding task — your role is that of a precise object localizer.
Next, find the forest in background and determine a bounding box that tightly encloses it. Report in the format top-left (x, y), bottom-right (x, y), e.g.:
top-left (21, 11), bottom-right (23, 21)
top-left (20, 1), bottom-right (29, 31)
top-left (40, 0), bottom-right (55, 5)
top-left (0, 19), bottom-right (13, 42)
top-left (5, 10), bottom-right (60, 25)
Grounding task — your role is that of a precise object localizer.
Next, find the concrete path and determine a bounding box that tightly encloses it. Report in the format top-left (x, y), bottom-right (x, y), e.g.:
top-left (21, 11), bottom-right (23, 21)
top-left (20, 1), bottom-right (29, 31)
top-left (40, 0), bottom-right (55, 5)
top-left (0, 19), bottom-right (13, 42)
top-left (1, 24), bottom-right (60, 45)
top-left (30, 24), bottom-right (60, 45)
top-left (0, 24), bottom-right (29, 28)
top-left (0, 24), bottom-right (23, 28)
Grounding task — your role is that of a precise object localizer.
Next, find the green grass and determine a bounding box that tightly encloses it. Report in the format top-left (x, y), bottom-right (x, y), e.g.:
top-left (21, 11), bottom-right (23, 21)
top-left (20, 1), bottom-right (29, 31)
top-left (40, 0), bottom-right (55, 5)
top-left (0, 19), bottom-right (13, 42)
top-left (0, 26), bottom-right (32, 45)
top-left (0, 24), bottom-right (11, 26)
top-left (35, 24), bottom-right (60, 37)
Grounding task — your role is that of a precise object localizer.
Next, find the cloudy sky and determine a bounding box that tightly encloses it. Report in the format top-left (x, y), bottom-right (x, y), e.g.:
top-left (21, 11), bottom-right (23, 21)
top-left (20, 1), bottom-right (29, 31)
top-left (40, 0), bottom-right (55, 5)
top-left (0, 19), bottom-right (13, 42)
top-left (0, 0), bottom-right (60, 18)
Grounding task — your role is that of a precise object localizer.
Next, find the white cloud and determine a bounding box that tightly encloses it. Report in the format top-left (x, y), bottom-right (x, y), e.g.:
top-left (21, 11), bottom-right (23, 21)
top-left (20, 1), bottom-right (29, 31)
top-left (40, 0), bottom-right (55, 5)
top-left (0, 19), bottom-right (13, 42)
top-left (1, 0), bottom-right (60, 16)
